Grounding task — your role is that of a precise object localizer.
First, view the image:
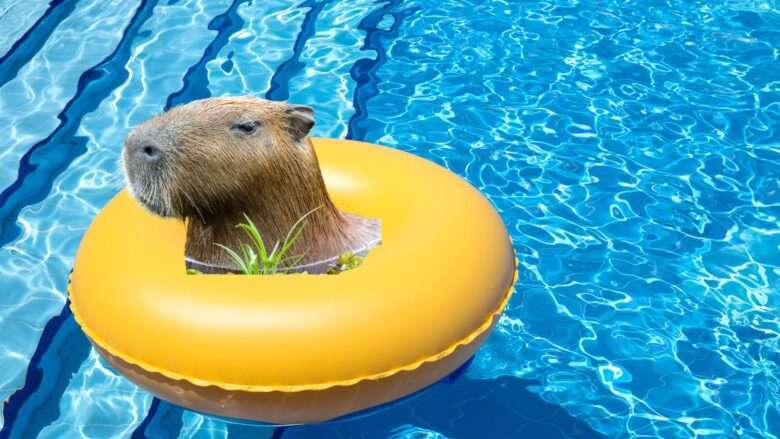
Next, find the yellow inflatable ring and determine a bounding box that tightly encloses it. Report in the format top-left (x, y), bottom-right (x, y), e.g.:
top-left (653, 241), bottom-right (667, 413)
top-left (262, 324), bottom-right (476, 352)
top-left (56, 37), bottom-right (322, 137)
top-left (70, 138), bottom-right (517, 424)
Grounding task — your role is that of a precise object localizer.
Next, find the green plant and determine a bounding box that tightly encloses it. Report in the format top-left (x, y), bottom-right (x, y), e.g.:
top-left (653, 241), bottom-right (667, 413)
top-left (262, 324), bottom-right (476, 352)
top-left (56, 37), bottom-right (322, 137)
top-left (216, 206), bottom-right (321, 275)
top-left (326, 251), bottom-right (365, 274)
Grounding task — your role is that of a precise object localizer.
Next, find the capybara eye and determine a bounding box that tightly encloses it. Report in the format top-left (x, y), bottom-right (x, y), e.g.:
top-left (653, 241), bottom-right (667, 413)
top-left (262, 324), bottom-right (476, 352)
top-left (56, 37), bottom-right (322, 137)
top-left (232, 121), bottom-right (259, 135)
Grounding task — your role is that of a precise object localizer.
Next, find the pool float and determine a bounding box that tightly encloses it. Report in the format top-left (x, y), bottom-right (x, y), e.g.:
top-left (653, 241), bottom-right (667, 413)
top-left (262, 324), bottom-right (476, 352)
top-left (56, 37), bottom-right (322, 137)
top-left (69, 138), bottom-right (517, 424)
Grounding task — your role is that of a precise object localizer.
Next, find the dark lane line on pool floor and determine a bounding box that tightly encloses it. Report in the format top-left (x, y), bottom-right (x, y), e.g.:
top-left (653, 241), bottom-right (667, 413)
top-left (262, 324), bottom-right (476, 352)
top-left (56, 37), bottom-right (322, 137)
top-left (0, 0), bottom-right (159, 248)
top-left (0, 304), bottom-right (91, 439)
top-left (346, 0), bottom-right (417, 141)
top-left (130, 398), bottom-right (185, 439)
top-left (265, 0), bottom-right (333, 102)
top-left (0, 0), bottom-right (81, 89)
top-left (165, 0), bottom-right (250, 111)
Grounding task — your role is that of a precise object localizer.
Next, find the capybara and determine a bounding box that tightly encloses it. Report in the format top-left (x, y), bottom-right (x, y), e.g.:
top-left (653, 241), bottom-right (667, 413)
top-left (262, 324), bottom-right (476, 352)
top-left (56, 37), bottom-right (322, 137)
top-left (121, 96), bottom-right (381, 273)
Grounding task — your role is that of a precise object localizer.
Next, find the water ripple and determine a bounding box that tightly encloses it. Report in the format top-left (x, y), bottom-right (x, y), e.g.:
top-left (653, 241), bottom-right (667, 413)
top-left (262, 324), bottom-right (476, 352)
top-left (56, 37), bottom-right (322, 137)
top-left (0, 0), bottom-right (137, 190)
top-left (353, 0), bottom-right (780, 437)
top-left (0, 0), bottom-right (80, 89)
top-left (0, 0), bottom-right (50, 56)
top-left (0, 0), bottom-right (159, 246)
top-left (346, 0), bottom-right (417, 141)
top-left (286, 0), bottom-right (390, 138)
top-left (165, 0), bottom-right (250, 110)
top-left (265, 0), bottom-right (332, 102)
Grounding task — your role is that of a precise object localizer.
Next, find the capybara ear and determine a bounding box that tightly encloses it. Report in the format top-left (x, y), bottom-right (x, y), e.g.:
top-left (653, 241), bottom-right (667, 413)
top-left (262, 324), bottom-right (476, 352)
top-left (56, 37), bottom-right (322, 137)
top-left (285, 105), bottom-right (315, 140)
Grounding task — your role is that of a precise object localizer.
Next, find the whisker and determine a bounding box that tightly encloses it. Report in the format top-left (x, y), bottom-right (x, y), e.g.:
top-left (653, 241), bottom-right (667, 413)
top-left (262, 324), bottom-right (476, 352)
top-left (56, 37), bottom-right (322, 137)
top-left (182, 189), bottom-right (206, 224)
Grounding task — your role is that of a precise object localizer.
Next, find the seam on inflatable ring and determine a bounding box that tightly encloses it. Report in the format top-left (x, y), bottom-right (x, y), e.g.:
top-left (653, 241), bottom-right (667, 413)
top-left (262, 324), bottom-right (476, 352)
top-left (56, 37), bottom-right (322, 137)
top-left (69, 257), bottom-right (518, 393)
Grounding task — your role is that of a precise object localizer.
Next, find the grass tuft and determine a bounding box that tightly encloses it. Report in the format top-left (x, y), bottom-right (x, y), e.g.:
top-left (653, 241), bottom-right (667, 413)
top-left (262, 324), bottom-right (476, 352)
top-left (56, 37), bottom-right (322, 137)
top-left (215, 206), bottom-right (321, 275)
top-left (186, 207), bottom-right (367, 275)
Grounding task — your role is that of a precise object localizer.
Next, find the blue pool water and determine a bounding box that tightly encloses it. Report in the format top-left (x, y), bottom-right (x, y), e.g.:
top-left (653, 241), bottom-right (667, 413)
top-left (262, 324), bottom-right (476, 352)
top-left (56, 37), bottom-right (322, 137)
top-left (1, 0), bottom-right (779, 437)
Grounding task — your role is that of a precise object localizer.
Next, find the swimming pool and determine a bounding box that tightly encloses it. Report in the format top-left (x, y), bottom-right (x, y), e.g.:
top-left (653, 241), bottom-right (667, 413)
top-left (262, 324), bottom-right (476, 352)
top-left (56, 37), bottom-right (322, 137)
top-left (1, 0), bottom-right (779, 437)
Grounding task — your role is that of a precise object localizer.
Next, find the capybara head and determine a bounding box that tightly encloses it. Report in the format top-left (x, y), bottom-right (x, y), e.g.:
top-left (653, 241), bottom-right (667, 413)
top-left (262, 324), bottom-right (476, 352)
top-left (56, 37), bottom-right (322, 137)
top-left (122, 95), bottom-right (381, 272)
top-left (122, 96), bottom-right (316, 220)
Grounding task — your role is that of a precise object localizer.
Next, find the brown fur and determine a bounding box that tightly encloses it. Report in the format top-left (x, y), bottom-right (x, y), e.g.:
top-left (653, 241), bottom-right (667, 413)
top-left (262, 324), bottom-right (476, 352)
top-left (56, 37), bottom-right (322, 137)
top-left (121, 96), bottom-right (380, 272)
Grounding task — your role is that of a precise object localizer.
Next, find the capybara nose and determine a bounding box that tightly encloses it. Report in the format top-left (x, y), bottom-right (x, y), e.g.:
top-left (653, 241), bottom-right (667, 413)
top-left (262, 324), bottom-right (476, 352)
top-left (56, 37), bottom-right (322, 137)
top-left (133, 143), bottom-right (162, 163)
